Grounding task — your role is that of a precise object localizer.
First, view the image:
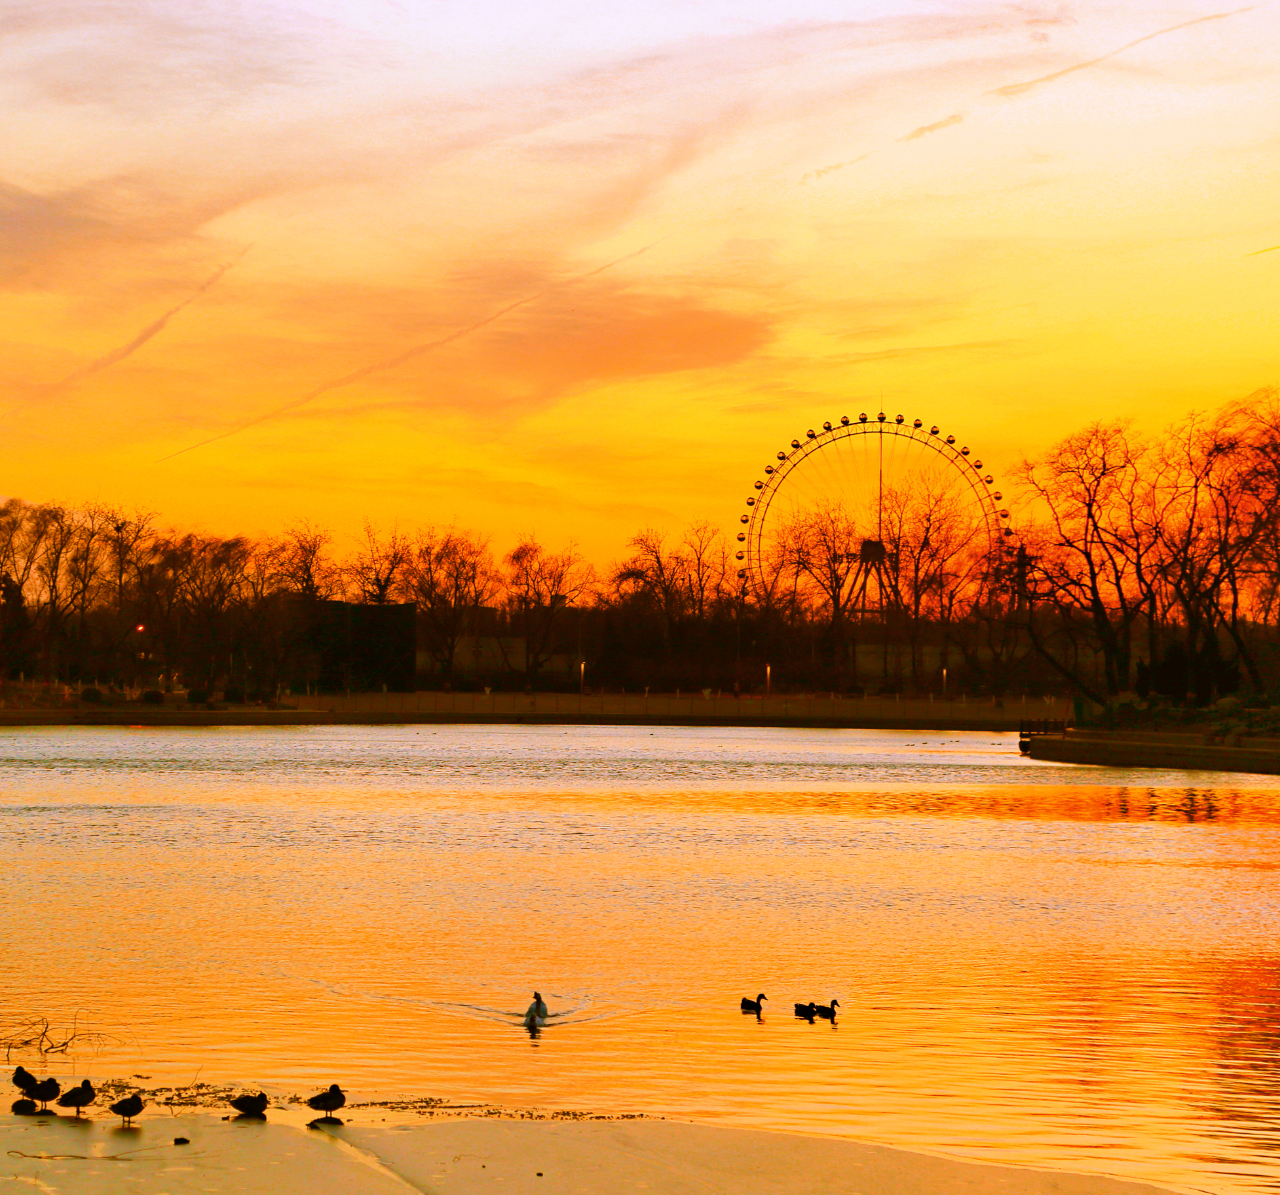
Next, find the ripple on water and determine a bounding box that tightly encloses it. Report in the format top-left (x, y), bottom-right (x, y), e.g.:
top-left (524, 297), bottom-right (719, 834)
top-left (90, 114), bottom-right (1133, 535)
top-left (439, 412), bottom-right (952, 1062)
top-left (1, 725), bottom-right (1279, 1194)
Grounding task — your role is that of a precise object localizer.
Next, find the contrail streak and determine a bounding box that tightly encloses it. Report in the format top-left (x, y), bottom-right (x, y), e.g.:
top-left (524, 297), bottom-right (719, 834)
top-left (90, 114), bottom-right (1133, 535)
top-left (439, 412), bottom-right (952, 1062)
top-left (158, 244), bottom-right (656, 463)
top-left (801, 7), bottom-right (1251, 184)
top-left (800, 154), bottom-right (869, 185)
top-left (53, 250), bottom-right (247, 389)
top-left (986, 8), bottom-right (1252, 98)
top-left (900, 114), bottom-right (963, 141)
top-left (1247, 243), bottom-right (1280, 256)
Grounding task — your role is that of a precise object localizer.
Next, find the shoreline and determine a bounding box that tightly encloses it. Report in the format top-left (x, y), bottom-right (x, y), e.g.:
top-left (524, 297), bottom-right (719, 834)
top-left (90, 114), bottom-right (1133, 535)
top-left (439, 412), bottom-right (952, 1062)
top-left (0, 691), bottom-right (1068, 731)
top-left (0, 708), bottom-right (1029, 731)
top-left (2, 1106), bottom-right (1192, 1195)
top-left (1028, 729), bottom-right (1280, 776)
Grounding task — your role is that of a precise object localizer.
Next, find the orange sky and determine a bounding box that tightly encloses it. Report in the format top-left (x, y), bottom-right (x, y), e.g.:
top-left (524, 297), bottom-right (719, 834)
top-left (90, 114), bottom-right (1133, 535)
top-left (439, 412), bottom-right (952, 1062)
top-left (4, 0), bottom-right (1278, 562)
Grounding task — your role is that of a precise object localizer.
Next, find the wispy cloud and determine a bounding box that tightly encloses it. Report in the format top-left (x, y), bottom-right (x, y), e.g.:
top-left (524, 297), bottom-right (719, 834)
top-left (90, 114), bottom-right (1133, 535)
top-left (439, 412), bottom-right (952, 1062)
top-left (157, 244), bottom-right (659, 461)
top-left (2, 1), bottom-right (324, 111)
top-left (829, 339), bottom-right (1017, 365)
top-left (3, 0), bottom-right (1274, 550)
top-left (986, 8), bottom-right (1252, 98)
top-left (0, 176), bottom-right (265, 287)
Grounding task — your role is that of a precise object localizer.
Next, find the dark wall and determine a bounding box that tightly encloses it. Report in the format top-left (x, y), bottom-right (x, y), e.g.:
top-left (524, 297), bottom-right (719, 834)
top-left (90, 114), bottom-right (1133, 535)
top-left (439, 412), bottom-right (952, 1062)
top-left (313, 601), bottom-right (416, 692)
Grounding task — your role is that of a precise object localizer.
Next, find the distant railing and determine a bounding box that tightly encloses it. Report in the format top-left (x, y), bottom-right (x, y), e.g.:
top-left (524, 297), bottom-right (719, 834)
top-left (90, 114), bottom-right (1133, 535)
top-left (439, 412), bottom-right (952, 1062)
top-left (1018, 718), bottom-right (1067, 738)
top-left (294, 690), bottom-right (1072, 726)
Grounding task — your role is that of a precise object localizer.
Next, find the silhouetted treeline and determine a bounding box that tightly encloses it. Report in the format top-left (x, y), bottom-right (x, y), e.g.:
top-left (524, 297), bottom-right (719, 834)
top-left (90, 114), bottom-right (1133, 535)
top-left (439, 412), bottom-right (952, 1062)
top-left (1014, 394), bottom-right (1280, 704)
top-left (3, 391), bottom-right (1279, 704)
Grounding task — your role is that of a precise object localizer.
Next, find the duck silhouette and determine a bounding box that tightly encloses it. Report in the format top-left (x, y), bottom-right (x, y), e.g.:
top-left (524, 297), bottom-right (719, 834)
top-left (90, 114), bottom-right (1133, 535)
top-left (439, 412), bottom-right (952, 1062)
top-left (523, 992), bottom-right (549, 1039)
top-left (32, 1077), bottom-right (60, 1112)
top-left (815, 999), bottom-right (840, 1021)
top-left (794, 1002), bottom-right (817, 1022)
top-left (305, 1084), bottom-right (345, 1120)
top-left (57, 1080), bottom-right (96, 1116)
top-left (523, 992), bottom-right (548, 1029)
top-left (12, 1066), bottom-right (38, 1099)
top-left (739, 993), bottom-right (767, 1014)
top-left (229, 1091), bottom-right (269, 1117)
top-left (10, 1098), bottom-right (36, 1116)
top-left (109, 1093), bottom-right (145, 1127)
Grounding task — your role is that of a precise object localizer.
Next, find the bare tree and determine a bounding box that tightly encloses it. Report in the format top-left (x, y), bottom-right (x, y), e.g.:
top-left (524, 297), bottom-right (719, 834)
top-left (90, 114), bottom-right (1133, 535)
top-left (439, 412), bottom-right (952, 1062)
top-left (782, 503), bottom-right (861, 644)
top-left (880, 474), bottom-right (975, 687)
top-left (503, 535), bottom-right (595, 678)
top-left (103, 507), bottom-right (156, 616)
top-left (612, 530), bottom-right (687, 655)
top-left (681, 521), bottom-right (728, 621)
top-left (174, 535), bottom-right (255, 690)
top-left (1015, 422), bottom-right (1155, 701)
top-left (1241, 392), bottom-right (1280, 631)
top-left (348, 522), bottom-right (411, 604)
top-left (32, 505), bottom-right (87, 679)
top-left (277, 521), bottom-right (341, 600)
top-left (398, 528), bottom-right (500, 676)
top-left (0, 500), bottom-right (45, 599)
top-left (1149, 402), bottom-right (1280, 696)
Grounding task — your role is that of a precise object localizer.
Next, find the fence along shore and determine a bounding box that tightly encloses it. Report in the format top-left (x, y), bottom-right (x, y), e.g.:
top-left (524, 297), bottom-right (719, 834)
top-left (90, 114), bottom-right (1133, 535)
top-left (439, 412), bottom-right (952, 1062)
top-left (0, 689), bottom-right (1068, 730)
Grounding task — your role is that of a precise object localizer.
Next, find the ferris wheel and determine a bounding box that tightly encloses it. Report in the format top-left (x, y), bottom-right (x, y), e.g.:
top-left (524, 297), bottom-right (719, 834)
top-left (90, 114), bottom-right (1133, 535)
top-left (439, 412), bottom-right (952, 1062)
top-left (735, 411), bottom-right (1012, 604)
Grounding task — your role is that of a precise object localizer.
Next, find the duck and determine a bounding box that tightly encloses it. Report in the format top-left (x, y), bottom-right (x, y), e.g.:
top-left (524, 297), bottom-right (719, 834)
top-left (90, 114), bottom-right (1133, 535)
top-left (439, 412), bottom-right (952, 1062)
top-left (12, 1066), bottom-right (38, 1099)
top-left (229, 1091), bottom-right (269, 1117)
top-left (523, 991), bottom-right (549, 1028)
top-left (57, 1080), bottom-right (96, 1116)
top-left (306, 1084), bottom-right (345, 1119)
top-left (739, 993), bottom-right (767, 1014)
top-left (109, 1093), bottom-right (145, 1127)
top-left (815, 999), bottom-right (840, 1021)
top-left (794, 1002), bottom-right (817, 1022)
top-left (32, 1077), bottom-right (60, 1111)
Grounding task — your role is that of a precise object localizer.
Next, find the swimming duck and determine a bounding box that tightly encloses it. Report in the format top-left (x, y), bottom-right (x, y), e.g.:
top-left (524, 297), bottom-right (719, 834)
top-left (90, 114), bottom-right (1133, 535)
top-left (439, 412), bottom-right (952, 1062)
top-left (306, 1084), bottom-right (345, 1118)
top-left (229, 1091), bottom-right (269, 1117)
top-left (815, 1000), bottom-right (840, 1021)
top-left (12, 1066), bottom-right (38, 1099)
top-left (57, 1080), bottom-right (96, 1116)
top-left (32, 1077), bottom-right (60, 1111)
top-left (524, 992), bottom-right (549, 1028)
top-left (794, 1002), bottom-right (817, 1021)
top-left (740, 993), bottom-right (767, 1014)
top-left (109, 1093), bottom-right (144, 1127)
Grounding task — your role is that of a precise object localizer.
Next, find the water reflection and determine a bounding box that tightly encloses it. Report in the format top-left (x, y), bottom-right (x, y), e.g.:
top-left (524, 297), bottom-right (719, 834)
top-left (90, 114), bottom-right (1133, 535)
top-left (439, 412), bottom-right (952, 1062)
top-left (0, 724), bottom-right (1274, 800)
top-left (2, 727), bottom-right (1280, 1193)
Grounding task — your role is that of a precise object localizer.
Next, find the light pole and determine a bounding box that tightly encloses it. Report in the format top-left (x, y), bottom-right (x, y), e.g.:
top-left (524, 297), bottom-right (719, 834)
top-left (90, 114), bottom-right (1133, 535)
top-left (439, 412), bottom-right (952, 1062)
top-left (134, 624), bottom-right (146, 692)
top-left (766, 663), bottom-right (771, 697)
top-left (579, 659), bottom-right (585, 694)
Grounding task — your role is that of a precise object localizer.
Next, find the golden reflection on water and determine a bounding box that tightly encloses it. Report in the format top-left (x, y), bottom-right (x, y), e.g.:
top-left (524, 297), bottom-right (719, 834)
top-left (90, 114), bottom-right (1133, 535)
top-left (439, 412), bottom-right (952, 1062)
top-left (485, 784), bottom-right (1280, 824)
top-left (3, 727), bottom-right (1280, 1193)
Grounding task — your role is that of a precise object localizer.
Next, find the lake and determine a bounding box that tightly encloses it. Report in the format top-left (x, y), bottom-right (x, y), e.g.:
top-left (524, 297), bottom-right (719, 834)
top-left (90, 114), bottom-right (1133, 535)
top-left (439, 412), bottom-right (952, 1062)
top-left (2, 725), bottom-right (1278, 1192)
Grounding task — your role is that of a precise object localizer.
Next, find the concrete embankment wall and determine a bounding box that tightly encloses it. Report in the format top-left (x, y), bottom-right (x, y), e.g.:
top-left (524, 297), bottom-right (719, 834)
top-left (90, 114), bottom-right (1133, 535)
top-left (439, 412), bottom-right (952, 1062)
top-left (0, 691), bottom-right (1069, 732)
top-left (1029, 730), bottom-right (1280, 776)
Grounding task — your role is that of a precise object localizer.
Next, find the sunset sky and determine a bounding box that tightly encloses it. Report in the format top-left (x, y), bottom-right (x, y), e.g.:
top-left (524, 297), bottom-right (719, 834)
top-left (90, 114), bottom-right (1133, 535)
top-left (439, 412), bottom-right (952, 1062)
top-left (4, 0), bottom-right (1278, 561)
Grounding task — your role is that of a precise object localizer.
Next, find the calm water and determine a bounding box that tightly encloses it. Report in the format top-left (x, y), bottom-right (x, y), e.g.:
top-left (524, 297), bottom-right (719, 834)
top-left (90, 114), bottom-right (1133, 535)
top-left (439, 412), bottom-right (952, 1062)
top-left (3, 725), bottom-right (1280, 1192)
